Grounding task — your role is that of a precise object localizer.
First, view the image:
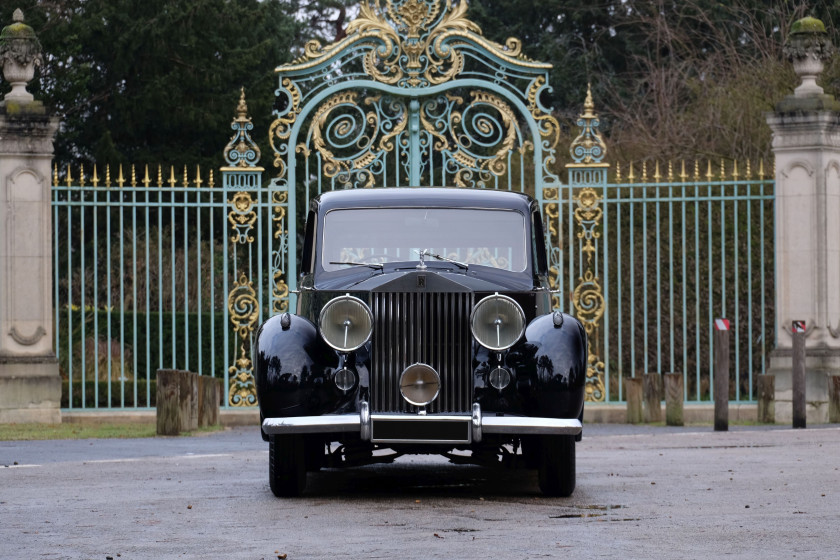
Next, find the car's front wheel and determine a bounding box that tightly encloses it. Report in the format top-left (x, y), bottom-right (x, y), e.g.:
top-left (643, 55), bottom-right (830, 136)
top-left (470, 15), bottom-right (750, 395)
top-left (537, 434), bottom-right (575, 497)
top-left (269, 434), bottom-right (306, 497)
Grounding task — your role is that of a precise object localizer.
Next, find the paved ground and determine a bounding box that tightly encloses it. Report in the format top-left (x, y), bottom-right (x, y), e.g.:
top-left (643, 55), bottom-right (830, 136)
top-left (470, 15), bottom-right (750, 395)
top-left (1, 424), bottom-right (838, 559)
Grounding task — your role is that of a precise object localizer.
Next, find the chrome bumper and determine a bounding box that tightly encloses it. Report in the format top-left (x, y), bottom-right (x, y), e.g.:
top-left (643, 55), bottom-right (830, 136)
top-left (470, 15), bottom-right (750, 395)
top-left (262, 402), bottom-right (583, 443)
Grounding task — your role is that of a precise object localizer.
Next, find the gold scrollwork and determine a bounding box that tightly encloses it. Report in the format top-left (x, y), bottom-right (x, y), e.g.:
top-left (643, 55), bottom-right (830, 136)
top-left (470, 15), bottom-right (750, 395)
top-left (269, 78), bottom-right (303, 171)
top-left (573, 270), bottom-right (606, 402)
top-left (272, 190), bottom-right (290, 314)
top-left (227, 272), bottom-right (259, 406)
top-left (273, 271), bottom-right (290, 313)
top-left (574, 187), bottom-right (603, 263)
top-left (228, 346), bottom-right (257, 407)
top-left (527, 76), bottom-right (561, 149)
top-left (572, 183), bottom-right (606, 402)
top-left (228, 191), bottom-right (257, 244)
top-left (311, 91), bottom-right (362, 179)
top-left (228, 272), bottom-right (259, 340)
top-left (291, 0), bottom-right (546, 89)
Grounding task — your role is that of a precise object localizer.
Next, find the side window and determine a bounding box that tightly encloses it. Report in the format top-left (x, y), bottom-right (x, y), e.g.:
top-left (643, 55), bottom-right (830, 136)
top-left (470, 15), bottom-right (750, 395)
top-left (300, 210), bottom-right (316, 276)
top-left (531, 209), bottom-right (548, 275)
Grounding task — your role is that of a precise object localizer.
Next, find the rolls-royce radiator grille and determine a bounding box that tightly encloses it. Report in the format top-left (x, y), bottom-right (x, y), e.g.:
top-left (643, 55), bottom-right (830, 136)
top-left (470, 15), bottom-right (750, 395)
top-left (371, 292), bottom-right (474, 413)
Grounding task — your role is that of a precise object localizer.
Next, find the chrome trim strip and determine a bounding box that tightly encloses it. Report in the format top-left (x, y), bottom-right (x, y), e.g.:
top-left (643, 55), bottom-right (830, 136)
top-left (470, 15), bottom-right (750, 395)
top-left (262, 415), bottom-right (360, 435)
top-left (481, 416), bottom-right (583, 435)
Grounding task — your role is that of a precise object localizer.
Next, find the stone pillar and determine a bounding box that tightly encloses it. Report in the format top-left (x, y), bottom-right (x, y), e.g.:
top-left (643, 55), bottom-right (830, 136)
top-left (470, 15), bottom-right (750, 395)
top-left (766, 17), bottom-right (840, 424)
top-left (0, 9), bottom-right (61, 423)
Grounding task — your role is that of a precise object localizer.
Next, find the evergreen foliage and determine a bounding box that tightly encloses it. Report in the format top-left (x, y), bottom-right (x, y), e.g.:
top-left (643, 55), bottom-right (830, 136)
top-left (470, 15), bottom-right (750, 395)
top-left (2, 0), bottom-right (840, 167)
top-left (0, 0), bottom-right (302, 169)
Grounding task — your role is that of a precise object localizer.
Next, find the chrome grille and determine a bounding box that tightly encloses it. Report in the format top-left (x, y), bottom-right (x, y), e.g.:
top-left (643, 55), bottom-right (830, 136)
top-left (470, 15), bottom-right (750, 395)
top-left (371, 292), bottom-right (474, 413)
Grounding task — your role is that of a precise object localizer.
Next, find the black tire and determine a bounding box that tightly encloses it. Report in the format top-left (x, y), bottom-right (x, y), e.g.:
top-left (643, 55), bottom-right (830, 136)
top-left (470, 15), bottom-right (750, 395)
top-left (538, 434), bottom-right (575, 497)
top-left (269, 435), bottom-right (306, 497)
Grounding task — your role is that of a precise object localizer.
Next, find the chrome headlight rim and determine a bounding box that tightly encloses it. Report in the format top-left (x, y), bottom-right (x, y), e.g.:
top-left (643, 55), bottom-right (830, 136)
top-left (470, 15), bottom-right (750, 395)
top-left (399, 362), bottom-right (441, 407)
top-left (470, 293), bottom-right (526, 351)
top-left (318, 295), bottom-right (373, 353)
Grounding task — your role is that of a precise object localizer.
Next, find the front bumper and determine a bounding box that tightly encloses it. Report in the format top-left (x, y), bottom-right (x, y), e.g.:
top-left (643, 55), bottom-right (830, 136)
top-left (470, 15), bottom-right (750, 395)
top-left (262, 402), bottom-right (582, 444)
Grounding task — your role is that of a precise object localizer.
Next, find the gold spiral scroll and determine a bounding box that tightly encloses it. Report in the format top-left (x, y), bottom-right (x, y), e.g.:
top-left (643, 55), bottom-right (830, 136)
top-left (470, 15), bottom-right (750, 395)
top-left (572, 186), bottom-right (606, 402)
top-left (227, 272), bottom-right (259, 406)
top-left (541, 186), bottom-right (562, 310)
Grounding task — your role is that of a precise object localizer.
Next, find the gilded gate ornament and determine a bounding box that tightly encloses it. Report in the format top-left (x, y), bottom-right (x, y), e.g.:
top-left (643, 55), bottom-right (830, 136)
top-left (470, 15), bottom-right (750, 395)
top-left (228, 191), bottom-right (256, 243)
top-left (227, 272), bottom-right (259, 406)
top-left (222, 90), bottom-right (265, 407)
top-left (567, 86), bottom-right (609, 402)
top-left (271, 0), bottom-right (565, 348)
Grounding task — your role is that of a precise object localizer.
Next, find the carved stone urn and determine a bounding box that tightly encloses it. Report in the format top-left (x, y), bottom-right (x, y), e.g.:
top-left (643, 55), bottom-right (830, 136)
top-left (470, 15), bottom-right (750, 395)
top-left (784, 16), bottom-right (833, 98)
top-left (0, 8), bottom-right (43, 103)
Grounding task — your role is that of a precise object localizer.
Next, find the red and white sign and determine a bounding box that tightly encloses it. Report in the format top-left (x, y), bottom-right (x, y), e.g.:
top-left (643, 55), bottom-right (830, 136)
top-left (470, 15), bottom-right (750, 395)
top-left (714, 318), bottom-right (730, 331)
top-left (792, 320), bottom-right (806, 333)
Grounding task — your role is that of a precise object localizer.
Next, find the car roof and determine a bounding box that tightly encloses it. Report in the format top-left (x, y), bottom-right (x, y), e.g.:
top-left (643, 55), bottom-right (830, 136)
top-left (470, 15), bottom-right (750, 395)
top-left (313, 187), bottom-right (536, 214)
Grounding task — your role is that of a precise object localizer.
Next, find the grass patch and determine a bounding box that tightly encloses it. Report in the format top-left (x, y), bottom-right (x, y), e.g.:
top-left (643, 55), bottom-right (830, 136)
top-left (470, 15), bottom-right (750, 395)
top-left (0, 423), bottom-right (223, 441)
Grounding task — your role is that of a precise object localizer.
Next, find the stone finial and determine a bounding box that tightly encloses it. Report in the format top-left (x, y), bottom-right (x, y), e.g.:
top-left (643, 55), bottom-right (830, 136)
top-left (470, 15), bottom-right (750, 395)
top-left (0, 8), bottom-right (43, 103)
top-left (776, 16), bottom-right (839, 112)
top-left (784, 16), bottom-right (833, 97)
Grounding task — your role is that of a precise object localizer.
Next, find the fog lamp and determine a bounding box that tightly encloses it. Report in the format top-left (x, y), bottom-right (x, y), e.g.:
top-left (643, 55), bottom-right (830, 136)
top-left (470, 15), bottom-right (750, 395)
top-left (399, 363), bottom-right (440, 407)
top-left (333, 368), bottom-right (356, 392)
top-left (489, 367), bottom-right (511, 390)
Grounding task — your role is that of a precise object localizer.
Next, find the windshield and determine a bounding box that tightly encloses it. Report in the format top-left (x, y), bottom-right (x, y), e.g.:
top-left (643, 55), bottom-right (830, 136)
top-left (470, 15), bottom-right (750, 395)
top-left (321, 207), bottom-right (528, 272)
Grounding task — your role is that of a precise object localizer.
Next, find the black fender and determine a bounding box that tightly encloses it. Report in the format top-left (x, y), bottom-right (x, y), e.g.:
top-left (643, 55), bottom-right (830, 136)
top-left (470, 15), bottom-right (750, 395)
top-left (253, 313), bottom-right (364, 419)
top-left (476, 311), bottom-right (586, 419)
top-left (523, 311), bottom-right (587, 419)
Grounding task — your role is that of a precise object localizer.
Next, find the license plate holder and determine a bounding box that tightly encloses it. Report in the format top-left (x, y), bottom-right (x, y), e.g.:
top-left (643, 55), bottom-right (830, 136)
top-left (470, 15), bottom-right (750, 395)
top-left (370, 415), bottom-right (471, 444)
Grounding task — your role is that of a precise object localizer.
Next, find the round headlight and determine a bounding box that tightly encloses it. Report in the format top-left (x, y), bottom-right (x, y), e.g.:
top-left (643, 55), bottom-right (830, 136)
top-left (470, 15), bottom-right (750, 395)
top-left (470, 294), bottom-right (525, 351)
top-left (319, 295), bottom-right (373, 352)
top-left (399, 363), bottom-right (441, 407)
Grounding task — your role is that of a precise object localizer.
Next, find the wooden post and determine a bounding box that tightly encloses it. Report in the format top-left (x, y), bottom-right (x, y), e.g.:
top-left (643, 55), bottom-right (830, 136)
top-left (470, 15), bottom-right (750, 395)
top-left (714, 319), bottom-right (730, 432)
top-left (757, 374), bottom-right (775, 424)
top-left (178, 370), bottom-right (193, 433)
top-left (792, 321), bottom-right (806, 429)
top-left (208, 377), bottom-right (220, 426)
top-left (189, 372), bottom-right (199, 431)
top-left (663, 373), bottom-right (684, 426)
top-left (199, 376), bottom-right (220, 427)
top-left (643, 373), bottom-right (663, 423)
top-left (198, 376), bottom-right (207, 428)
top-left (624, 377), bottom-right (643, 424)
top-left (156, 369), bottom-right (181, 436)
top-left (828, 374), bottom-right (840, 424)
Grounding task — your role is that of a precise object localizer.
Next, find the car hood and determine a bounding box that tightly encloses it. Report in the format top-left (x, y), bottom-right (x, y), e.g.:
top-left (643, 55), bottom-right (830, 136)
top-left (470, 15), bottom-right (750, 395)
top-left (313, 265), bottom-right (535, 293)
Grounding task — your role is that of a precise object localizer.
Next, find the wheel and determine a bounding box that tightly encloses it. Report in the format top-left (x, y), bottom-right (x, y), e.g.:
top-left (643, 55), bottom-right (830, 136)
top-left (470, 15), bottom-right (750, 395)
top-left (269, 435), bottom-right (306, 497)
top-left (538, 435), bottom-right (575, 497)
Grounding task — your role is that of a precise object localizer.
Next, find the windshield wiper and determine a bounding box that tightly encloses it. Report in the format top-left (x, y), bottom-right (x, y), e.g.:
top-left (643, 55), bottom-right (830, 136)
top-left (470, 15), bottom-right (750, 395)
top-left (329, 261), bottom-right (384, 270)
top-left (423, 251), bottom-right (469, 270)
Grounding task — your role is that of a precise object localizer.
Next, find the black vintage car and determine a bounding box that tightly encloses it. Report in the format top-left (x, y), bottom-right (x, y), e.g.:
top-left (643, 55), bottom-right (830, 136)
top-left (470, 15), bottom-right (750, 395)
top-left (254, 187), bottom-right (587, 497)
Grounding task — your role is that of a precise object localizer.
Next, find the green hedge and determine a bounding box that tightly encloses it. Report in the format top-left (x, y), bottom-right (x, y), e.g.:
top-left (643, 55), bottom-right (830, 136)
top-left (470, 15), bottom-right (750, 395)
top-left (62, 379), bottom-right (157, 408)
top-left (57, 310), bottom-right (238, 403)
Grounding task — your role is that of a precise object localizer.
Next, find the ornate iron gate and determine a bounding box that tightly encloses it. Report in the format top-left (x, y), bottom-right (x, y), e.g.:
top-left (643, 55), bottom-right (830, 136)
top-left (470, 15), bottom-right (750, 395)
top-left (267, 0), bottom-right (563, 304)
top-left (52, 0), bottom-right (774, 411)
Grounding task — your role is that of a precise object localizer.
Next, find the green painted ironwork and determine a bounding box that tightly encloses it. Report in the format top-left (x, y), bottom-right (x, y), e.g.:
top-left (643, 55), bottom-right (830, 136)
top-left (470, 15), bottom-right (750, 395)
top-left (269, 0), bottom-right (563, 314)
top-left (560, 93), bottom-right (775, 403)
top-left (51, 0), bottom-right (776, 409)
